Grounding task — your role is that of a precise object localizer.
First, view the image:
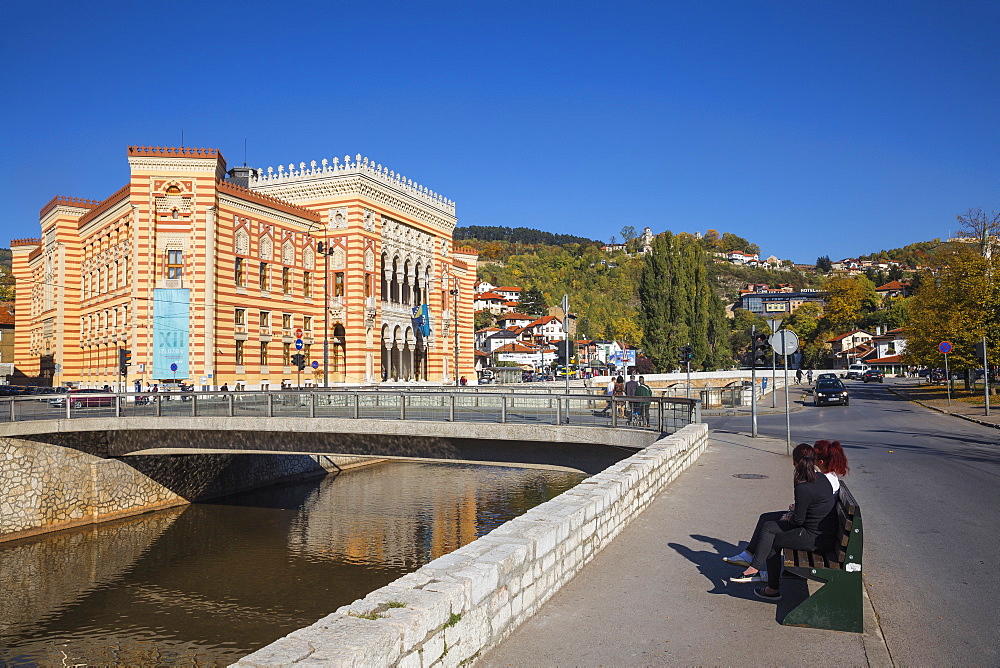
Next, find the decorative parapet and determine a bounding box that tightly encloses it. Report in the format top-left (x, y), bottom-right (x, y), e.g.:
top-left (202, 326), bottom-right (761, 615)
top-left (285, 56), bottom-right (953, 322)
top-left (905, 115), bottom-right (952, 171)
top-left (39, 196), bottom-right (100, 219)
top-left (10, 238), bottom-right (41, 247)
top-left (217, 181), bottom-right (322, 224)
top-left (454, 246), bottom-right (480, 256)
top-left (77, 184), bottom-right (132, 228)
top-left (249, 154), bottom-right (456, 215)
top-left (127, 145), bottom-right (220, 159)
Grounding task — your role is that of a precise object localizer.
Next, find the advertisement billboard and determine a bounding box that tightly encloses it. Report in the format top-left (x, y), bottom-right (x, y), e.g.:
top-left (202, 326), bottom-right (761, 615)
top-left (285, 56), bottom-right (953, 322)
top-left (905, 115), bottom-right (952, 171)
top-left (153, 288), bottom-right (190, 379)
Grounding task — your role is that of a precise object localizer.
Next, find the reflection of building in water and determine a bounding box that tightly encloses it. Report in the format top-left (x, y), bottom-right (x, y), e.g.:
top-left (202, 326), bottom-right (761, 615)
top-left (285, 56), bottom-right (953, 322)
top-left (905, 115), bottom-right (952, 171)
top-left (0, 507), bottom-right (183, 642)
top-left (289, 463), bottom-right (485, 566)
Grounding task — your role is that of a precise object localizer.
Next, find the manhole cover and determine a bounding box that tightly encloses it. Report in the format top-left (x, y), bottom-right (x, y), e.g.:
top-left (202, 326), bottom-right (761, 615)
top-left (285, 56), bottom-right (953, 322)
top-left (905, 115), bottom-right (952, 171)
top-left (732, 473), bottom-right (769, 479)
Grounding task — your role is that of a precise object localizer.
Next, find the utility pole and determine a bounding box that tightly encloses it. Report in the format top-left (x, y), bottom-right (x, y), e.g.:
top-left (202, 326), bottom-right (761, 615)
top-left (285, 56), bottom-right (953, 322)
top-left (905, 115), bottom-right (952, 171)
top-left (562, 294), bottom-right (570, 395)
top-left (450, 283), bottom-right (459, 386)
top-left (321, 241), bottom-right (330, 388)
top-left (751, 326), bottom-right (758, 437)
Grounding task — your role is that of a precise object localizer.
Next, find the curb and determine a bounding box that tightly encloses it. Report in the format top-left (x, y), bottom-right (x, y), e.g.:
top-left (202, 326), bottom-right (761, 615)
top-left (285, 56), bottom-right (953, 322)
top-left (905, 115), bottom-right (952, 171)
top-left (887, 387), bottom-right (999, 430)
top-left (862, 580), bottom-right (894, 667)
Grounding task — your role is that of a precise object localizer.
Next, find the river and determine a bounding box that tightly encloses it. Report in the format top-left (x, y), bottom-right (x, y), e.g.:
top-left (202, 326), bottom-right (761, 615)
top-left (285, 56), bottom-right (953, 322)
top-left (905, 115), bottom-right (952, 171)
top-left (0, 460), bottom-right (584, 666)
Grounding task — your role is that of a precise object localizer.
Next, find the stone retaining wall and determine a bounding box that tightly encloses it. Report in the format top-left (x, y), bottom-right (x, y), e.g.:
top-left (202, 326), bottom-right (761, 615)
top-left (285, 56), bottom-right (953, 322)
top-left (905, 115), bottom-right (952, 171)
top-left (235, 422), bottom-right (709, 667)
top-left (0, 436), bottom-right (378, 541)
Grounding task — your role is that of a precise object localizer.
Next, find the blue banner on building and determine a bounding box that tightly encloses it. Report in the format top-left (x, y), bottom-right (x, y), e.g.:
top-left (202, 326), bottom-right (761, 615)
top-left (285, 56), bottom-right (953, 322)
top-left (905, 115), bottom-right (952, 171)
top-left (412, 304), bottom-right (431, 338)
top-left (153, 288), bottom-right (190, 379)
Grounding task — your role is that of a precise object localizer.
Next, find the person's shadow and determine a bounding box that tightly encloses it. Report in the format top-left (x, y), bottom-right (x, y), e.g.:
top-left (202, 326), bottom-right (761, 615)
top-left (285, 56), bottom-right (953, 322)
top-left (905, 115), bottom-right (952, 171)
top-left (671, 534), bottom-right (811, 621)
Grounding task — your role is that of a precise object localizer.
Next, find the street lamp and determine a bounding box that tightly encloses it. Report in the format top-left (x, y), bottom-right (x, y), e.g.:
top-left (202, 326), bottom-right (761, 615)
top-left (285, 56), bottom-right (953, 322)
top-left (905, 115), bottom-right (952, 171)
top-left (450, 286), bottom-right (459, 386)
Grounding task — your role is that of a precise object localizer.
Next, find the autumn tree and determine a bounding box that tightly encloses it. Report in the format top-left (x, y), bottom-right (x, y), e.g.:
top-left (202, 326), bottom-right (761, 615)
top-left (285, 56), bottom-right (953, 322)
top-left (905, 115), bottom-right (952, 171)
top-left (821, 275), bottom-right (878, 331)
top-left (903, 247), bottom-right (1000, 385)
top-left (638, 232), bottom-right (732, 371)
top-left (954, 208), bottom-right (1000, 257)
top-left (518, 288), bottom-right (548, 316)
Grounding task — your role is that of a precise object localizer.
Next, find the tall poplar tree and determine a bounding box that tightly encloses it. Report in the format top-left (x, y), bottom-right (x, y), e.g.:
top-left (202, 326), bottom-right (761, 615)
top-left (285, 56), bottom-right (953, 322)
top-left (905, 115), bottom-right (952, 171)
top-left (638, 232), bottom-right (732, 371)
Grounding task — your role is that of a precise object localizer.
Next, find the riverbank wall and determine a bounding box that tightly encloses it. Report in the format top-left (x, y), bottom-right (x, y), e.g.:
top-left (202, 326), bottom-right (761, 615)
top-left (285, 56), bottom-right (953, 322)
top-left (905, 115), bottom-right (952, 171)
top-left (0, 435), bottom-right (379, 542)
top-left (236, 422), bottom-right (709, 667)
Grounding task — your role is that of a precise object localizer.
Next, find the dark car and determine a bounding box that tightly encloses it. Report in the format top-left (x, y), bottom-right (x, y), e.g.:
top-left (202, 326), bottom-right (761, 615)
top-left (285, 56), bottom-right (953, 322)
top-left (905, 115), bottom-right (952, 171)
top-left (50, 388), bottom-right (115, 409)
top-left (862, 369), bottom-right (885, 383)
top-left (816, 373), bottom-right (838, 381)
top-left (814, 378), bottom-right (849, 406)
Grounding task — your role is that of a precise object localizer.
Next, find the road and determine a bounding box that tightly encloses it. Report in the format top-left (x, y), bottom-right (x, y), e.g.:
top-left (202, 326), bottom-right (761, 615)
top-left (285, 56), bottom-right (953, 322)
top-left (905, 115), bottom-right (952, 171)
top-left (707, 377), bottom-right (1000, 666)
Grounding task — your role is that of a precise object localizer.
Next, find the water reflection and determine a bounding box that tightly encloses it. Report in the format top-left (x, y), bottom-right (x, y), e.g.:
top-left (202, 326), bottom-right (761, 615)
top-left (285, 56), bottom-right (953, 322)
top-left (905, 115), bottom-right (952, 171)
top-left (0, 461), bottom-right (583, 666)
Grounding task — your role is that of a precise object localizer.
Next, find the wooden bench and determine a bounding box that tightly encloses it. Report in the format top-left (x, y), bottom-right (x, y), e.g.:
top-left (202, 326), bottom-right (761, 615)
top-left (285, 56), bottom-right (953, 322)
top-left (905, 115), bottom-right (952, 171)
top-left (781, 482), bottom-right (864, 633)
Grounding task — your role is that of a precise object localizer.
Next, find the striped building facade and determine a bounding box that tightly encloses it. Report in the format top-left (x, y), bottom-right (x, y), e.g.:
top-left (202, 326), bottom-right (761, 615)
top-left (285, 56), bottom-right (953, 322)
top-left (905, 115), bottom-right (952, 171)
top-left (11, 146), bottom-right (477, 390)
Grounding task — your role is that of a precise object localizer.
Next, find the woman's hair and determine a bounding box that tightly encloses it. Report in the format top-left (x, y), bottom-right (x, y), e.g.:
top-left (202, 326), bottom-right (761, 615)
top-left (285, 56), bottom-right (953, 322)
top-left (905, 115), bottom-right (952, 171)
top-left (813, 440), bottom-right (849, 477)
top-left (792, 443), bottom-right (818, 484)
top-left (616, 376), bottom-right (624, 383)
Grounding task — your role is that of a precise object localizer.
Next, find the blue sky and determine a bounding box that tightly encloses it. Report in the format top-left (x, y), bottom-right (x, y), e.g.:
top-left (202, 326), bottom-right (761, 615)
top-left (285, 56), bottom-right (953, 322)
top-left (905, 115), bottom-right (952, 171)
top-left (2, 1), bottom-right (997, 263)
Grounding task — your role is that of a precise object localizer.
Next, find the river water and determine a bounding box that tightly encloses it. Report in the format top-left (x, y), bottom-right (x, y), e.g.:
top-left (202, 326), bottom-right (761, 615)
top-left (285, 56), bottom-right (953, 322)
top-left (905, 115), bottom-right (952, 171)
top-left (0, 461), bottom-right (584, 666)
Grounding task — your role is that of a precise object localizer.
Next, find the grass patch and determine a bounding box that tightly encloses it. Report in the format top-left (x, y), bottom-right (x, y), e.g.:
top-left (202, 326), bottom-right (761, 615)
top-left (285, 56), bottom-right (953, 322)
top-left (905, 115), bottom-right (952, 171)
top-left (444, 612), bottom-right (462, 628)
top-left (459, 651), bottom-right (481, 666)
top-left (349, 611), bottom-right (385, 620)
top-left (387, 601), bottom-right (407, 608)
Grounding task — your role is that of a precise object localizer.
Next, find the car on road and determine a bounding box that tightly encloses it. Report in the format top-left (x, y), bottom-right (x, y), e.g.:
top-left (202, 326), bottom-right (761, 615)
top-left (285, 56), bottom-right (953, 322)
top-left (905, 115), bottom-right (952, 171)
top-left (814, 378), bottom-right (849, 406)
top-left (50, 388), bottom-right (116, 409)
top-left (862, 369), bottom-right (885, 383)
top-left (816, 373), bottom-right (838, 381)
top-left (845, 363), bottom-right (870, 380)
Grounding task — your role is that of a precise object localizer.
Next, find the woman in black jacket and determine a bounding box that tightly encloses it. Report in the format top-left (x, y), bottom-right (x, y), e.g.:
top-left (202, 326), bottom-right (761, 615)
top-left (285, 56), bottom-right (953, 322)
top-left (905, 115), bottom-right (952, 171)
top-left (728, 443), bottom-right (835, 601)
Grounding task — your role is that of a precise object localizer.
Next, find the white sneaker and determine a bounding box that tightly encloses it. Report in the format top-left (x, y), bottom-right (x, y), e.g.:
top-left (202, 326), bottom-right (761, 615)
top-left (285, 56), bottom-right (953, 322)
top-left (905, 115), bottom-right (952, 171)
top-left (730, 570), bottom-right (767, 583)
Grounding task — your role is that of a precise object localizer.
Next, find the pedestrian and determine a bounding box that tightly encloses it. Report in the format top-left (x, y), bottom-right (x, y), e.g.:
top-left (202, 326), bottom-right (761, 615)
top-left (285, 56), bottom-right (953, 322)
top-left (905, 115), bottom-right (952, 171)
top-left (613, 375), bottom-right (626, 418)
top-left (724, 443), bottom-right (837, 601)
top-left (624, 374), bottom-right (639, 420)
top-left (599, 374), bottom-right (615, 415)
top-left (221, 383), bottom-right (229, 392)
top-left (634, 375), bottom-right (653, 426)
top-left (460, 376), bottom-right (468, 386)
top-left (807, 369), bottom-right (813, 384)
top-left (795, 368), bottom-right (803, 384)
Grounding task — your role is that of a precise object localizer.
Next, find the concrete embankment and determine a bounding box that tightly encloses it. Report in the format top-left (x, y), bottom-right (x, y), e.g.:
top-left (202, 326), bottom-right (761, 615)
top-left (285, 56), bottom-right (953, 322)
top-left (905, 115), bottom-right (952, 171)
top-left (235, 422), bottom-right (709, 667)
top-left (0, 435), bottom-right (377, 542)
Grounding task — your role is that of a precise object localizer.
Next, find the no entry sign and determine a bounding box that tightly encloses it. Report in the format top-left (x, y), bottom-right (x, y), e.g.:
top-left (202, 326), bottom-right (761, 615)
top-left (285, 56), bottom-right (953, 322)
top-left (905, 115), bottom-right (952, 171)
top-left (939, 341), bottom-right (952, 354)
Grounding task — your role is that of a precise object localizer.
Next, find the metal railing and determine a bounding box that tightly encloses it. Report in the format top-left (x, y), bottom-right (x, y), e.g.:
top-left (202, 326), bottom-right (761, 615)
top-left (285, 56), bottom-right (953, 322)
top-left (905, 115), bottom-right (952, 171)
top-left (0, 390), bottom-right (700, 433)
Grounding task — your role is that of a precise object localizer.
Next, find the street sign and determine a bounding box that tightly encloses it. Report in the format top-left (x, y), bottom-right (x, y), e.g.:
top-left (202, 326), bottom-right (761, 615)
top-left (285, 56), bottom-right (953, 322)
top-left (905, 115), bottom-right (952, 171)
top-left (311, 361), bottom-right (319, 369)
top-left (766, 317), bottom-right (783, 334)
top-left (769, 330), bottom-right (799, 356)
top-left (170, 363), bottom-right (178, 372)
top-left (939, 341), bottom-right (952, 354)
top-left (295, 338), bottom-right (304, 350)
top-left (295, 328), bottom-right (304, 339)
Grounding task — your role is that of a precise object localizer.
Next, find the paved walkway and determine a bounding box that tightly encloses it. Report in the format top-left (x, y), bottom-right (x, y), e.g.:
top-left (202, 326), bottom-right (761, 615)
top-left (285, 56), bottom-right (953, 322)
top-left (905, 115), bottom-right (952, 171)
top-left (480, 431), bottom-right (891, 666)
top-left (887, 378), bottom-right (999, 430)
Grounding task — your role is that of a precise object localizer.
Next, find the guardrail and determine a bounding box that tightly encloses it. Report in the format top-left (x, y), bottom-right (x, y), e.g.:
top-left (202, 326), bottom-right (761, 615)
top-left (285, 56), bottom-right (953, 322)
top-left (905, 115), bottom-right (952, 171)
top-left (0, 390), bottom-right (700, 433)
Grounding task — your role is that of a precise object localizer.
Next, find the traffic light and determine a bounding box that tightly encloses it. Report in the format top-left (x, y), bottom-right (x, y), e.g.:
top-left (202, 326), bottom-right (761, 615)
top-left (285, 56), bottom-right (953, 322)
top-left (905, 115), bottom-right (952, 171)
top-left (753, 333), bottom-right (770, 366)
top-left (678, 345), bottom-right (694, 365)
top-left (291, 353), bottom-right (306, 371)
top-left (316, 242), bottom-right (325, 254)
top-left (118, 348), bottom-right (131, 376)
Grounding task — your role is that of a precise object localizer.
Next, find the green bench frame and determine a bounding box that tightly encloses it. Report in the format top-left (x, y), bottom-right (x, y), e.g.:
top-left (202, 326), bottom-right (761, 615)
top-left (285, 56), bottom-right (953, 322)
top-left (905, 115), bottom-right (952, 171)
top-left (781, 482), bottom-right (864, 633)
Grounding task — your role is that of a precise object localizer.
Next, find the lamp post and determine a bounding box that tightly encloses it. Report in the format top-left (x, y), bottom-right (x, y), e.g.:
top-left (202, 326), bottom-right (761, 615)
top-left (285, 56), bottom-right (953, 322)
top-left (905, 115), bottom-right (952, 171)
top-left (323, 240), bottom-right (330, 388)
top-left (450, 285), bottom-right (459, 386)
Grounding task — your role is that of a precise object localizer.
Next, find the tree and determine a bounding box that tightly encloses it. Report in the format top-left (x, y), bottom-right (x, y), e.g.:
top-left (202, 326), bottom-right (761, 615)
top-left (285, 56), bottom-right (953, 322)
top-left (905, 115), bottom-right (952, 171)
top-left (903, 247), bottom-right (1000, 384)
top-left (638, 232), bottom-right (732, 370)
top-left (718, 232), bottom-right (761, 255)
top-left (821, 275), bottom-right (877, 331)
top-left (815, 255), bottom-right (833, 272)
top-left (954, 208), bottom-right (1000, 257)
top-left (621, 225), bottom-right (637, 252)
top-left (518, 288), bottom-right (548, 316)
top-left (474, 310), bottom-right (496, 331)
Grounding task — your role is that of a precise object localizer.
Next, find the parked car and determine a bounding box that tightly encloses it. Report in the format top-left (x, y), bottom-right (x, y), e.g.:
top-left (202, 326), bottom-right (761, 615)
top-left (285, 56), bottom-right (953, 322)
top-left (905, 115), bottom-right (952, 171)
top-left (862, 369), bottom-right (885, 383)
top-left (50, 388), bottom-right (116, 409)
top-left (0, 385), bottom-right (30, 396)
top-left (814, 378), bottom-right (849, 406)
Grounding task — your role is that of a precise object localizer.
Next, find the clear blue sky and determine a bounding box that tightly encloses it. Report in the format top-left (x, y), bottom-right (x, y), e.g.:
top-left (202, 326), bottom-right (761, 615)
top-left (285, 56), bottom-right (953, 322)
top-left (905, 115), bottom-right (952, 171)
top-left (2, 1), bottom-right (997, 263)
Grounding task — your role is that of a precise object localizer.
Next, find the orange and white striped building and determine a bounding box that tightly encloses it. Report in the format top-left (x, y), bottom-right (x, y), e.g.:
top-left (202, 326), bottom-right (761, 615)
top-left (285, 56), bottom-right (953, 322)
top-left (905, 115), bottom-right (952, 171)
top-left (10, 146), bottom-right (477, 390)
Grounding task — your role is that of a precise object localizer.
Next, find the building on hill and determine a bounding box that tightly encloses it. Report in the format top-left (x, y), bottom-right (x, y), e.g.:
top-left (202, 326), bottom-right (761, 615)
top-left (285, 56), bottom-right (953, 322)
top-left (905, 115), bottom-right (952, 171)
top-left (10, 146), bottom-right (476, 389)
top-left (875, 280), bottom-right (910, 299)
top-left (735, 286), bottom-right (825, 316)
top-left (826, 329), bottom-right (874, 368)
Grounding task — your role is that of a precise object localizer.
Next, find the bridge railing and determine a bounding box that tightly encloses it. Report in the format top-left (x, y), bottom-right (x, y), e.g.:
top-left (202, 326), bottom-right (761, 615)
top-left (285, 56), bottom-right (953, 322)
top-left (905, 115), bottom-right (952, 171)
top-left (0, 391), bottom-right (700, 433)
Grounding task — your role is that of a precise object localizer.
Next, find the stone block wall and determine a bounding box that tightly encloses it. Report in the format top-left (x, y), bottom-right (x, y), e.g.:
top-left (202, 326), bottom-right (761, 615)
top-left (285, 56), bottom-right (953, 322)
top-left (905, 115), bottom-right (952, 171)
top-left (235, 422), bottom-right (709, 667)
top-left (0, 436), bottom-right (378, 541)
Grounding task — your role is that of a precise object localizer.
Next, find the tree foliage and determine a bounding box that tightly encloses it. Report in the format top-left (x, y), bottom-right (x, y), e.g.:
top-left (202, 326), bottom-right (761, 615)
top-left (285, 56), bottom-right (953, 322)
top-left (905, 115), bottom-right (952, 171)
top-left (815, 255), bottom-right (833, 272)
top-left (454, 226), bottom-right (598, 246)
top-left (638, 232), bottom-right (732, 371)
top-left (518, 288), bottom-right (549, 316)
top-left (903, 247), bottom-right (1000, 372)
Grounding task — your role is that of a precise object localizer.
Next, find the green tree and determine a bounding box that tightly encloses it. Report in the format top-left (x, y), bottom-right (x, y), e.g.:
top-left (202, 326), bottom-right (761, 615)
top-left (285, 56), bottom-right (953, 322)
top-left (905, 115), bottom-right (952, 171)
top-left (638, 232), bottom-right (732, 370)
top-left (821, 275), bottom-right (877, 331)
top-left (718, 232), bottom-right (761, 255)
top-left (815, 255), bottom-right (833, 272)
top-left (474, 311), bottom-right (496, 331)
top-left (518, 288), bottom-right (548, 316)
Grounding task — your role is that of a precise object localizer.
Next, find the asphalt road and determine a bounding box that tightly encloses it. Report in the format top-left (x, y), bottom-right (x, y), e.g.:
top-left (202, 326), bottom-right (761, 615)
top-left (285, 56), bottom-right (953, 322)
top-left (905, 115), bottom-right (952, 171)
top-left (707, 378), bottom-right (1000, 666)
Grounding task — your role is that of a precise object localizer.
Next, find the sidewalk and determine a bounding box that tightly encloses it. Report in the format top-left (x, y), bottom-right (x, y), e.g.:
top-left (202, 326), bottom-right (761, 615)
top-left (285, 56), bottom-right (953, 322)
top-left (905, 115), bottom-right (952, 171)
top-left (888, 378), bottom-right (1000, 430)
top-left (480, 431), bottom-right (891, 666)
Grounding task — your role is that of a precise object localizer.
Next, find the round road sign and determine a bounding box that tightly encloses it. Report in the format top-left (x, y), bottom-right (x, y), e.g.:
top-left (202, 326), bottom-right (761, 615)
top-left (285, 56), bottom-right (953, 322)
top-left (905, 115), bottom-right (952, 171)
top-left (170, 363), bottom-right (178, 372)
top-left (294, 327), bottom-right (304, 338)
top-left (295, 338), bottom-right (304, 350)
top-left (311, 361), bottom-right (319, 369)
top-left (939, 341), bottom-right (952, 354)
top-left (768, 330), bottom-right (799, 356)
